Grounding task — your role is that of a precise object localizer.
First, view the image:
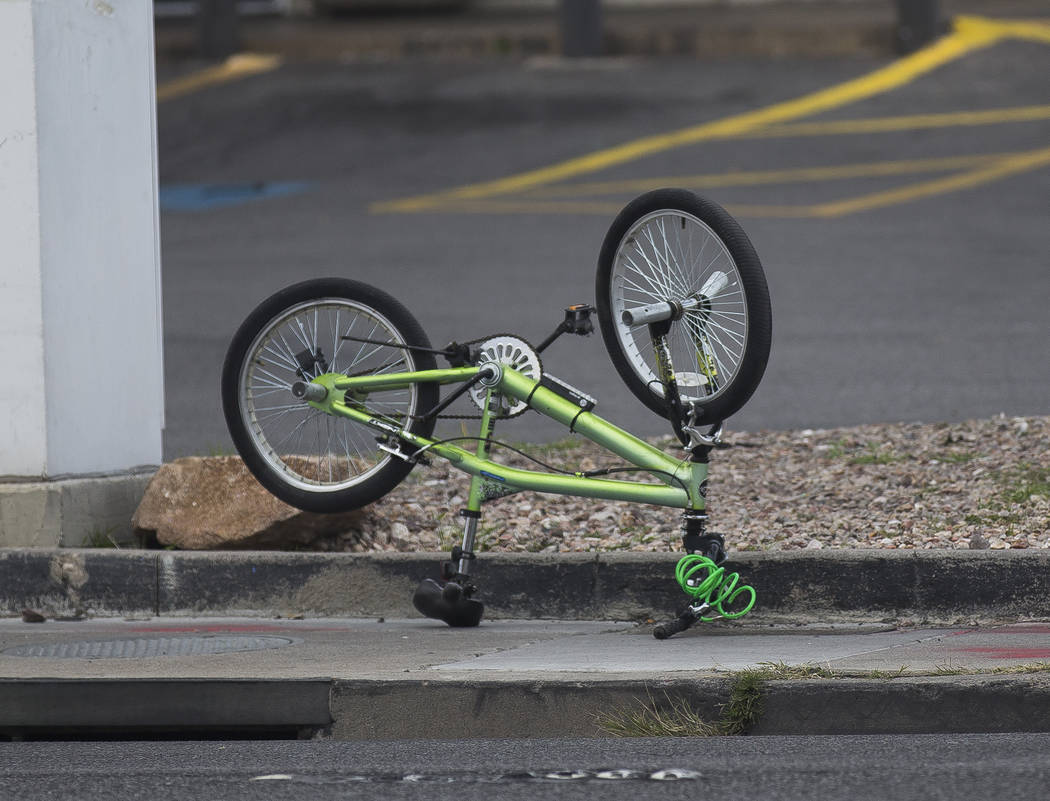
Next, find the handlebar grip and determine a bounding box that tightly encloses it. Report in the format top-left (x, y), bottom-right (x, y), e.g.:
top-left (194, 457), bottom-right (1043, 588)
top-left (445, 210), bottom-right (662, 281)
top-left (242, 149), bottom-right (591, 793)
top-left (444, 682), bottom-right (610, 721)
top-left (622, 295), bottom-right (703, 327)
top-left (653, 612), bottom-right (696, 640)
top-left (622, 301), bottom-right (675, 327)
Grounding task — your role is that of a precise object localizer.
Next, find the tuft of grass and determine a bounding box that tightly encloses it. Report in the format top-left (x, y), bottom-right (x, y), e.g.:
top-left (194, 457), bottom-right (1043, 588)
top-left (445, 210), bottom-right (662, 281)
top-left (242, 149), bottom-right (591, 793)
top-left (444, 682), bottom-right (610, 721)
top-left (825, 438), bottom-right (848, 459)
top-left (749, 660), bottom-right (837, 679)
top-left (1001, 465), bottom-right (1050, 505)
top-left (84, 527), bottom-right (121, 549)
top-left (964, 511), bottom-right (1021, 526)
top-left (474, 524), bottom-right (500, 552)
top-left (864, 665), bottom-right (910, 679)
top-left (598, 663), bottom-right (839, 738)
top-left (933, 451), bottom-right (979, 464)
top-left (597, 658), bottom-right (1002, 738)
top-left (598, 692), bottom-right (722, 738)
top-left (720, 669), bottom-right (765, 735)
top-left (849, 442), bottom-right (902, 466)
top-left (934, 662), bottom-right (1050, 676)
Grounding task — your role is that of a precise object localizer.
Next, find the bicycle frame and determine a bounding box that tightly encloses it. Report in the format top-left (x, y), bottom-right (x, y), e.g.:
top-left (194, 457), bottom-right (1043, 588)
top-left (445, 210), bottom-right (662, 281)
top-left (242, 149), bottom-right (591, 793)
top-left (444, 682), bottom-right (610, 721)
top-left (303, 364), bottom-right (708, 514)
top-left (223, 190), bottom-right (767, 634)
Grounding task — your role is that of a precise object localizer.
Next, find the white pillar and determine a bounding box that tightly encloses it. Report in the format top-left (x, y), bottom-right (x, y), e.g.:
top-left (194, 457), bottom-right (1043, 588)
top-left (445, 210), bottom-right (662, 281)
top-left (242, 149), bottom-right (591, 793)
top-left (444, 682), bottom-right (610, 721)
top-left (0, 0), bottom-right (164, 478)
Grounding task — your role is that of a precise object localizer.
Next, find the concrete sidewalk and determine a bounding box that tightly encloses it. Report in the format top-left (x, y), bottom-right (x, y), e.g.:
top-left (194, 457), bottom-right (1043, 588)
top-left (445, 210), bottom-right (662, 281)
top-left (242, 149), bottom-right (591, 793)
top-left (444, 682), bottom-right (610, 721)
top-left (1, 548), bottom-right (1049, 739)
top-left (2, 616), bottom-right (1049, 739)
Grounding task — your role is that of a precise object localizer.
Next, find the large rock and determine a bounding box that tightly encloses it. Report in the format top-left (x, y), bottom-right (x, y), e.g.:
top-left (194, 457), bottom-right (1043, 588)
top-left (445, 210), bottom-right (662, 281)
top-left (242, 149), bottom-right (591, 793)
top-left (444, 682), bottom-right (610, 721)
top-left (132, 457), bottom-right (375, 550)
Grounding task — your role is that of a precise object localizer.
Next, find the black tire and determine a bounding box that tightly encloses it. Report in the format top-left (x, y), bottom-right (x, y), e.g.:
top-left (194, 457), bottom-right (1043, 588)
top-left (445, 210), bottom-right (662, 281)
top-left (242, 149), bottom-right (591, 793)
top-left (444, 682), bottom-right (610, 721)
top-left (596, 189), bottom-right (772, 423)
top-left (221, 278), bottom-right (438, 513)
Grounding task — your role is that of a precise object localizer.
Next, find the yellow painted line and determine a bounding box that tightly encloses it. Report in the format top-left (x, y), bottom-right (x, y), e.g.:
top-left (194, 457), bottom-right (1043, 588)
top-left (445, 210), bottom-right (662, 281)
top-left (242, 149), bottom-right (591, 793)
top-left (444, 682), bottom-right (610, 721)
top-left (373, 16), bottom-right (1008, 213)
top-left (746, 104), bottom-right (1050, 138)
top-left (519, 153), bottom-right (1007, 198)
top-left (956, 14), bottom-right (1050, 45)
top-left (723, 204), bottom-right (827, 219)
top-left (413, 199), bottom-right (829, 218)
top-left (808, 145), bottom-right (1050, 217)
top-left (404, 144), bottom-right (1050, 218)
top-left (156, 53), bottom-right (282, 102)
top-left (403, 200), bottom-right (630, 215)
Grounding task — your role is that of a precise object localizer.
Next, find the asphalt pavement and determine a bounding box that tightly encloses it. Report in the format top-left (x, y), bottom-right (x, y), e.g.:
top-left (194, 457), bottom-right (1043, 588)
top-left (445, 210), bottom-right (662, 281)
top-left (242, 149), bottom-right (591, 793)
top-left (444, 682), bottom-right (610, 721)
top-left (154, 2), bottom-right (1050, 459)
top-left (5, 735), bottom-right (1050, 801)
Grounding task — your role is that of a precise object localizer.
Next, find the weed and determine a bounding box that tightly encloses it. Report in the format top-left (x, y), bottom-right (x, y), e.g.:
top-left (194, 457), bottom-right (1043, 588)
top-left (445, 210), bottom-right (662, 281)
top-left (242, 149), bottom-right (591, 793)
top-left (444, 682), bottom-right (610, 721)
top-left (437, 526), bottom-right (458, 552)
top-left (849, 443), bottom-right (902, 466)
top-left (721, 670), bottom-right (765, 734)
top-left (992, 663), bottom-right (1050, 675)
top-left (934, 662), bottom-right (1050, 676)
top-left (598, 691), bottom-right (721, 738)
top-left (825, 438), bottom-right (848, 460)
top-left (84, 526), bottom-right (121, 549)
top-left (933, 451), bottom-right (979, 464)
top-left (964, 511), bottom-right (1021, 526)
top-left (474, 524), bottom-right (502, 552)
top-left (752, 661), bottom-right (837, 680)
top-left (1001, 465), bottom-right (1050, 505)
top-left (597, 659), bottom-right (980, 738)
top-left (864, 665), bottom-right (910, 679)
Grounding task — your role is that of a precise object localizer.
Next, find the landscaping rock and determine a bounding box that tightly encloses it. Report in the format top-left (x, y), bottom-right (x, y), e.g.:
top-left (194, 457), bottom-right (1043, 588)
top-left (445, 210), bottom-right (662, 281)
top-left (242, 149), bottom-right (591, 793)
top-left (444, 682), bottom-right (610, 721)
top-left (131, 457), bottom-right (373, 550)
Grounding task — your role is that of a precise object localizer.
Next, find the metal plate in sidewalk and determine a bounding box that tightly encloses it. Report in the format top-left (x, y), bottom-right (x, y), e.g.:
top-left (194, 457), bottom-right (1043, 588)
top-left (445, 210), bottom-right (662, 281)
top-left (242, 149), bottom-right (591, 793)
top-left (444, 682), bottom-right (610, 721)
top-left (2, 635), bottom-right (296, 659)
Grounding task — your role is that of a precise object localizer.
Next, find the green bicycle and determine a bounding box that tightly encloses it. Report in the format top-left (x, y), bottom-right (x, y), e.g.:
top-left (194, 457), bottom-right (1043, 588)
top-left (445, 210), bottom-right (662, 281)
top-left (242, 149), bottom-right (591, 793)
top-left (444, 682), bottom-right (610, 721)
top-left (221, 189), bottom-right (772, 638)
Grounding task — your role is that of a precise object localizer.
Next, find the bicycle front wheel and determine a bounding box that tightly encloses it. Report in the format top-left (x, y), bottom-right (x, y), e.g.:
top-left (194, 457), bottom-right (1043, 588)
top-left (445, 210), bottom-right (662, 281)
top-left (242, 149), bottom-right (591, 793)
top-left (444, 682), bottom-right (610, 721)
top-left (596, 189), bottom-right (772, 423)
top-left (221, 278), bottom-right (438, 513)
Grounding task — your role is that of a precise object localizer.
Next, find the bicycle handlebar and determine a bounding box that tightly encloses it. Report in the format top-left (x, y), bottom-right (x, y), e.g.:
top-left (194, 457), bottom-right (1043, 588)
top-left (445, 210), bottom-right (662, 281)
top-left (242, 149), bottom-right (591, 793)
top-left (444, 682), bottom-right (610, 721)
top-left (621, 271), bottom-right (731, 327)
top-left (621, 296), bottom-right (700, 326)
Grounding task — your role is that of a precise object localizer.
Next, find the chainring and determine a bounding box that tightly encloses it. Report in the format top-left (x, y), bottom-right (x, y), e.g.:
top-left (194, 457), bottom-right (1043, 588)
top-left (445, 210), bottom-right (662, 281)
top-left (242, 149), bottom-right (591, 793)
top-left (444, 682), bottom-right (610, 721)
top-left (468, 335), bottom-right (542, 418)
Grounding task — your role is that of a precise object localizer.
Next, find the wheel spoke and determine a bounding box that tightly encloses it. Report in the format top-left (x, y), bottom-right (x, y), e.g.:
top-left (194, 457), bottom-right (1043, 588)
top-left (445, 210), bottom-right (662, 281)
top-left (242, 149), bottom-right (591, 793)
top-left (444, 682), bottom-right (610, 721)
top-left (239, 297), bottom-right (423, 492)
top-left (611, 205), bottom-right (751, 412)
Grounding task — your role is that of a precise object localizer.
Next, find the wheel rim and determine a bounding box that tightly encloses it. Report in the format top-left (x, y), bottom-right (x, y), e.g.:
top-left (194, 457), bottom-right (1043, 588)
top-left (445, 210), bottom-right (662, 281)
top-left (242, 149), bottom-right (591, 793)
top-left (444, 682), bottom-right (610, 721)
top-left (610, 209), bottom-right (749, 409)
top-left (238, 298), bottom-right (419, 493)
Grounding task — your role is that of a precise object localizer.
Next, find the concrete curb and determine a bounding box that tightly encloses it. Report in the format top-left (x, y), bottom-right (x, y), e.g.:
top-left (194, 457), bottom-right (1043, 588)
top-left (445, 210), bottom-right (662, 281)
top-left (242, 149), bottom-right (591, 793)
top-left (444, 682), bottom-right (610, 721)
top-left (331, 673), bottom-right (1050, 738)
top-left (755, 674), bottom-right (1050, 735)
top-left (154, 2), bottom-right (902, 62)
top-left (4, 548), bottom-right (1049, 622)
top-left (0, 678), bottom-right (332, 737)
top-left (4, 673), bottom-right (1050, 739)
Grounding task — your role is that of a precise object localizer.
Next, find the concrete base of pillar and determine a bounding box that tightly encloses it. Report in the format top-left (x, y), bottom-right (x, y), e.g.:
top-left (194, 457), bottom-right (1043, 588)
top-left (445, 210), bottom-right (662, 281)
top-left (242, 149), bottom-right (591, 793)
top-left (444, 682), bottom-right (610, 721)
top-left (0, 472), bottom-right (155, 548)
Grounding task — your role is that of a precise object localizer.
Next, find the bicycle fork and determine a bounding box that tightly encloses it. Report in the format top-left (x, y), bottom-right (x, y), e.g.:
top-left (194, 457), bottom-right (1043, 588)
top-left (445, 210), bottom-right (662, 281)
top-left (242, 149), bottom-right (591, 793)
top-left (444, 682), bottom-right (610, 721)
top-left (646, 323), bottom-right (758, 639)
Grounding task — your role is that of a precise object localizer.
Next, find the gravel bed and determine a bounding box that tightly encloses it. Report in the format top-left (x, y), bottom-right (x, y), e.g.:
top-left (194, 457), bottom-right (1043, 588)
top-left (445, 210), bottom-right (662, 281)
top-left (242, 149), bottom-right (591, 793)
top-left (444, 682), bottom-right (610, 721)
top-left (332, 414), bottom-right (1049, 555)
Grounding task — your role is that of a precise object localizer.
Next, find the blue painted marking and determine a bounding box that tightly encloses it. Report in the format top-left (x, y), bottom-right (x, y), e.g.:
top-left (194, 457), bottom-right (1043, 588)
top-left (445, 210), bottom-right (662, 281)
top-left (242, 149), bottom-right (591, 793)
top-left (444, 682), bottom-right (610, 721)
top-left (159, 181), bottom-right (314, 211)
top-left (480, 470), bottom-right (506, 483)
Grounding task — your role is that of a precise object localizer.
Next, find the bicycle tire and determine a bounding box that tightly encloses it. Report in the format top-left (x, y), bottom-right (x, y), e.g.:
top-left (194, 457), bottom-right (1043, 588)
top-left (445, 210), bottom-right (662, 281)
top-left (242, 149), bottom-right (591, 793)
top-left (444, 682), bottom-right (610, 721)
top-left (596, 189), bottom-right (772, 423)
top-left (221, 277), bottom-right (438, 513)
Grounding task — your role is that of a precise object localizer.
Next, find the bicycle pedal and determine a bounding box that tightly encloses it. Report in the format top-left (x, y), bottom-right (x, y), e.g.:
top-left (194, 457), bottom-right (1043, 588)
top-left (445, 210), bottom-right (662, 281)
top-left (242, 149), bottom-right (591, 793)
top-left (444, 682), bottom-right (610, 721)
top-left (412, 578), bottom-right (484, 628)
top-left (653, 609), bottom-right (699, 640)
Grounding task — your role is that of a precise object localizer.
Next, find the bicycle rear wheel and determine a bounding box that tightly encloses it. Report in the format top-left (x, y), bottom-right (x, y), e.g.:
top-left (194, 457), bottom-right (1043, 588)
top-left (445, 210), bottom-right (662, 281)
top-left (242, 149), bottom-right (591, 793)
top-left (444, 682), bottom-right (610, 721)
top-left (596, 189), bottom-right (772, 423)
top-left (221, 278), bottom-right (438, 513)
